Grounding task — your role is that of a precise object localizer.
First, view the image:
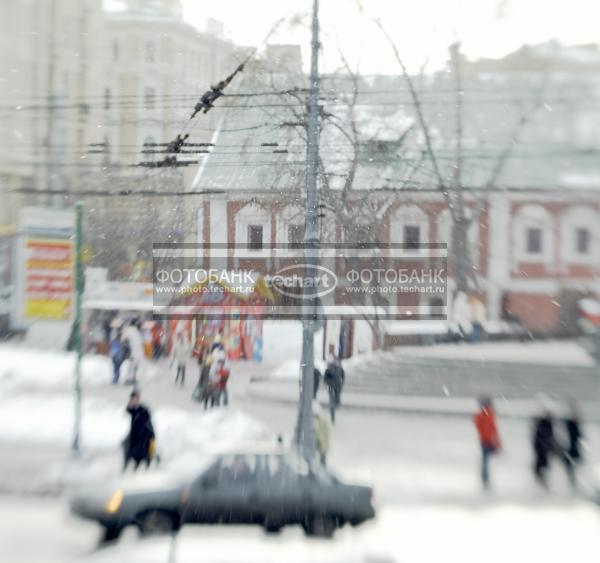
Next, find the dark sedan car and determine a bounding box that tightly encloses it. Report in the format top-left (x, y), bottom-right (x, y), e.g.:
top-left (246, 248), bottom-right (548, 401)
top-left (70, 449), bottom-right (375, 540)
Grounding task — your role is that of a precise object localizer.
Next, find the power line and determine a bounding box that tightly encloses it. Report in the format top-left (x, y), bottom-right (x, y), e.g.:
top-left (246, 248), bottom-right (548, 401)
top-left (1, 94), bottom-right (594, 112)
top-left (10, 187), bottom-right (226, 197)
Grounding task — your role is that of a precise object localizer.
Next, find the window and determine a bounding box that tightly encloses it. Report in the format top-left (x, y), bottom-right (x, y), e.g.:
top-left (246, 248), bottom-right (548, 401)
top-left (145, 41), bottom-right (156, 63)
top-left (112, 41), bottom-right (119, 62)
top-left (288, 224), bottom-right (304, 247)
top-left (576, 228), bottom-right (590, 254)
top-left (526, 227), bottom-right (542, 254)
top-left (144, 87), bottom-right (155, 109)
top-left (404, 225), bottom-right (420, 248)
top-left (247, 225), bottom-right (263, 250)
top-left (103, 88), bottom-right (111, 110)
top-left (218, 455), bottom-right (257, 484)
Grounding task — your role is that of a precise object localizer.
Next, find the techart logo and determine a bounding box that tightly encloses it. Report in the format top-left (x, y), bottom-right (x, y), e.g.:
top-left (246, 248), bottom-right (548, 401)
top-left (267, 264), bottom-right (338, 300)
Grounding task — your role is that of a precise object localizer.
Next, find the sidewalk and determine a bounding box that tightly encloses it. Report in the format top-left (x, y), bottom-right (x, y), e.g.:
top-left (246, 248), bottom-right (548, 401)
top-left (246, 378), bottom-right (600, 422)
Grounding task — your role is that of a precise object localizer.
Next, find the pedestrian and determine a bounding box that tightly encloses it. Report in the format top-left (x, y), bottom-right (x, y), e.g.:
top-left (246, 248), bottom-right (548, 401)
top-left (102, 318), bottom-right (112, 346)
top-left (532, 396), bottom-right (559, 489)
top-left (123, 390), bottom-right (155, 471)
top-left (473, 396), bottom-right (501, 489)
top-left (313, 400), bottom-right (330, 466)
top-left (313, 367), bottom-right (321, 399)
top-left (151, 323), bottom-right (163, 360)
top-left (170, 330), bottom-right (191, 386)
top-left (216, 362), bottom-right (231, 406)
top-left (199, 350), bottom-right (212, 410)
top-left (208, 346), bottom-right (227, 407)
top-left (562, 399), bottom-right (584, 488)
top-left (109, 333), bottom-right (124, 384)
top-left (324, 358), bottom-right (344, 423)
top-left (122, 320), bottom-right (144, 385)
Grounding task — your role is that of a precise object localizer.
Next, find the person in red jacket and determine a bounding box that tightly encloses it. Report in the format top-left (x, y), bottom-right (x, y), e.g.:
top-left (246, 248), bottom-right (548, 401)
top-left (473, 396), bottom-right (501, 489)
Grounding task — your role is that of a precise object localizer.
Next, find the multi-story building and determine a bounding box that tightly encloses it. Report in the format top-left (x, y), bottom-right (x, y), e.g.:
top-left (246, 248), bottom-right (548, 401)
top-left (99, 0), bottom-right (238, 166)
top-left (0, 0), bottom-right (103, 296)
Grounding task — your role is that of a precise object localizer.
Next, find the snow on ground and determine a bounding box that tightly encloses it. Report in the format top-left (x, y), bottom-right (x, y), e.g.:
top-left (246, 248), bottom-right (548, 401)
top-left (0, 346), bottom-right (112, 389)
top-left (398, 339), bottom-right (595, 366)
top-left (74, 502), bottom-right (600, 563)
top-left (0, 345), bottom-right (167, 390)
top-left (0, 389), bottom-right (271, 494)
top-left (19, 320), bottom-right (72, 350)
top-left (263, 320), bottom-right (324, 378)
top-left (0, 392), bottom-right (268, 454)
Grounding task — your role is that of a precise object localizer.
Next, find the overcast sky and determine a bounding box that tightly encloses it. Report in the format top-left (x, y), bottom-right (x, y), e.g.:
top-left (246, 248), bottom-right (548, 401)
top-left (180, 0), bottom-right (600, 73)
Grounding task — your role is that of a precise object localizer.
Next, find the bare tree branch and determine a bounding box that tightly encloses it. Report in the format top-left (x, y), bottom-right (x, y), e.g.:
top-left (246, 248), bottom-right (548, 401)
top-left (372, 18), bottom-right (447, 197)
top-left (485, 83), bottom-right (546, 188)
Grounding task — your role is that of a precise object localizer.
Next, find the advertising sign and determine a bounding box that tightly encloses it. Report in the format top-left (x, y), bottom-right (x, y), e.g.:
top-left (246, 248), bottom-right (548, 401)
top-left (12, 207), bottom-right (75, 328)
top-left (24, 237), bottom-right (73, 319)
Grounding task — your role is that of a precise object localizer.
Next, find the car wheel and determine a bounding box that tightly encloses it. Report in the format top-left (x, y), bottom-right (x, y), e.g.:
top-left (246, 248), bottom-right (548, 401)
top-left (304, 514), bottom-right (337, 538)
top-left (138, 511), bottom-right (177, 536)
top-left (263, 523), bottom-right (283, 535)
top-left (263, 514), bottom-right (283, 534)
top-left (100, 524), bottom-right (122, 543)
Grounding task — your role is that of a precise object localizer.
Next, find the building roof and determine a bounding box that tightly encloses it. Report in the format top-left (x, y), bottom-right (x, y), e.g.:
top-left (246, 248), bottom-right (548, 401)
top-left (189, 42), bottom-right (600, 195)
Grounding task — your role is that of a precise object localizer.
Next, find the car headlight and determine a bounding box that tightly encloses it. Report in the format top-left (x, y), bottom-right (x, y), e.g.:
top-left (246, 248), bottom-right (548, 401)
top-left (104, 490), bottom-right (124, 514)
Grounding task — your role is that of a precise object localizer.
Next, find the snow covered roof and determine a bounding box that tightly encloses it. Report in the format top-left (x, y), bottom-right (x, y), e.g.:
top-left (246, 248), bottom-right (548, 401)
top-left (190, 48), bottom-right (600, 194)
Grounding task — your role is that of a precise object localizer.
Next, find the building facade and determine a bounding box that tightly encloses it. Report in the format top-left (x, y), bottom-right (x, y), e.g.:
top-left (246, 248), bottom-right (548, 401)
top-left (193, 187), bottom-right (600, 335)
top-left (100, 0), bottom-right (238, 166)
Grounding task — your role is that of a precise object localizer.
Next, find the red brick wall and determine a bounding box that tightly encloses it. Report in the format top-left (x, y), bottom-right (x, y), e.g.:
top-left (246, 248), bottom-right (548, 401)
top-left (505, 292), bottom-right (560, 332)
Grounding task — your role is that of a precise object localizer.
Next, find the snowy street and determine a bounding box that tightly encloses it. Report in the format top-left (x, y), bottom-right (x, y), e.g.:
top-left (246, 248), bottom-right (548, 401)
top-left (1, 344), bottom-right (599, 563)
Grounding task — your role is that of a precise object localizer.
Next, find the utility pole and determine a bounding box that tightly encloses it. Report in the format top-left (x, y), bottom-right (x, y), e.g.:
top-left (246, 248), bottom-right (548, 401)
top-left (72, 201), bottom-right (84, 454)
top-left (296, 0), bottom-right (320, 462)
top-left (46, 0), bottom-right (59, 208)
top-left (449, 42), bottom-right (470, 293)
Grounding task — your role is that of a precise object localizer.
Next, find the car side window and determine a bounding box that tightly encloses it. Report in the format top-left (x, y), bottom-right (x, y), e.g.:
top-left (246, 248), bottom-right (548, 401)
top-left (218, 454), bottom-right (257, 484)
top-left (193, 459), bottom-right (220, 490)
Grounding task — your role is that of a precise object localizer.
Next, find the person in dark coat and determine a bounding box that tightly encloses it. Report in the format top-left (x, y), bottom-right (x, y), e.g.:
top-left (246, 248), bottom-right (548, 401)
top-left (324, 359), bottom-right (345, 423)
top-left (532, 403), bottom-right (558, 488)
top-left (313, 368), bottom-right (321, 399)
top-left (123, 391), bottom-right (155, 471)
top-left (563, 399), bottom-right (584, 488)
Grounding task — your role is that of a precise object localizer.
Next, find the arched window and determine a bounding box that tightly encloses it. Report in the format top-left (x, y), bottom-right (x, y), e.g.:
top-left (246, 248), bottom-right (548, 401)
top-left (277, 205), bottom-right (304, 250)
top-left (235, 203), bottom-right (270, 254)
top-left (560, 206), bottom-right (598, 264)
top-left (512, 204), bottom-right (554, 264)
top-left (390, 205), bottom-right (429, 248)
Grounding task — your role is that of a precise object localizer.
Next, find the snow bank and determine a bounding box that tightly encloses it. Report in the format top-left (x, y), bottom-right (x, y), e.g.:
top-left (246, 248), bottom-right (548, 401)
top-left (21, 320), bottom-right (72, 350)
top-left (0, 393), bottom-right (269, 456)
top-left (262, 321), bottom-right (303, 367)
top-left (263, 320), bottom-right (324, 378)
top-left (0, 345), bottom-right (167, 391)
top-left (0, 347), bottom-right (112, 390)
